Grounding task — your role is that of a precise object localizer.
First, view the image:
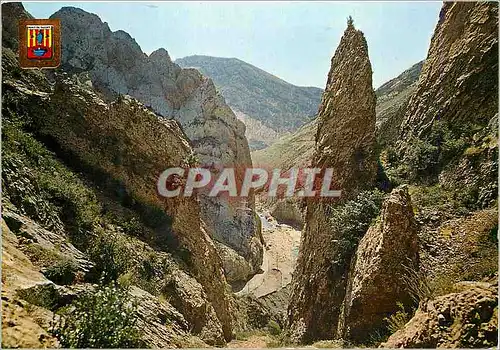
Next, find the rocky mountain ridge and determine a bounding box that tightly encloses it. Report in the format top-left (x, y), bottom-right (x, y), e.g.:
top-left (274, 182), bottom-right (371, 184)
top-left (176, 55), bottom-right (323, 150)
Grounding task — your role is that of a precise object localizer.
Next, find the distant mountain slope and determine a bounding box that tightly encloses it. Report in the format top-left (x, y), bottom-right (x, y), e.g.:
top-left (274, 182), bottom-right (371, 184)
top-left (252, 61), bottom-right (423, 167)
top-left (375, 60), bottom-right (424, 145)
top-left (176, 55), bottom-right (323, 149)
top-left (252, 119), bottom-right (317, 170)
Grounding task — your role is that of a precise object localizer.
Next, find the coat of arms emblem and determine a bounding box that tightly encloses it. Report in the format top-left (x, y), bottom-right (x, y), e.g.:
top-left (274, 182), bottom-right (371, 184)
top-left (19, 19), bottom-right (61, 68)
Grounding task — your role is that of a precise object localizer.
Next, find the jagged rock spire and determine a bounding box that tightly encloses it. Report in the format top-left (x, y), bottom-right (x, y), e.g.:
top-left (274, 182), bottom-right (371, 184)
top-left (287, 16), bottom-right (377, 343)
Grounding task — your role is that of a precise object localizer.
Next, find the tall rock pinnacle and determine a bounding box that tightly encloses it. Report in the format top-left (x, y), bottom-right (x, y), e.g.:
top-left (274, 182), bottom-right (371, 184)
top-left (313, 17), bottom-right (377, 199)
top-left (287, 18), bottom-right (377, 343)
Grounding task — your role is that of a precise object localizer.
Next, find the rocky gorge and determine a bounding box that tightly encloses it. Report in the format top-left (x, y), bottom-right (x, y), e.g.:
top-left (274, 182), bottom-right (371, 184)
top-left (2, 1), bottom-right (499, 349)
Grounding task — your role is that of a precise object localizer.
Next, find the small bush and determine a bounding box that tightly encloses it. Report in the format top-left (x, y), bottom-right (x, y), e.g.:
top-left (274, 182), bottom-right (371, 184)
top-left (328, 189), bottom-right (385, 250)
top-left (384, 302), bottom-right (412, 335)
top-left (43, 258), bottom-right (78, 285)
top-left (267, 320), bottom-right (281, 336)
top-left (51, 283), bottom-right (143, 348)
top-left (87, 233), bottom-right (130, 284)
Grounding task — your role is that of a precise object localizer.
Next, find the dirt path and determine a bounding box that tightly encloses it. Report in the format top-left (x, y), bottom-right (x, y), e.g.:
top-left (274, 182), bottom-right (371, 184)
top-left (227, 334), bottom-right (271, 348)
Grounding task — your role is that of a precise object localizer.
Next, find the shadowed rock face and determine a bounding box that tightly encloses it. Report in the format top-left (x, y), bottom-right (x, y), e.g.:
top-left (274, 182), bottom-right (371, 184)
top-left (338, 186), bottom-right (418, 341)
top-left (50, 7), bottom-right (263, 285)
top-left (2, 2), bottom-right (32, 50)
top-left (287, 19), bottom-right (377, 343)
top-left (399, 2), bottom-right (498, 139)
top-left (2, 54), bottom-right (234, 341)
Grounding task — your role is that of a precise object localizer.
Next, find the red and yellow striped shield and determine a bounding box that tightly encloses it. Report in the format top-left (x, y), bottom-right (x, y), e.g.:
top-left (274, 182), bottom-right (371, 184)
top-left (19, 19), bottom-right (61, 68)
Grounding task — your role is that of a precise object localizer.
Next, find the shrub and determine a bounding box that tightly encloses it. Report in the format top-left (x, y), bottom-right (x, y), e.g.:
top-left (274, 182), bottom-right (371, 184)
top-left (403, 136), bottom-right (440, 182)
top-left (87, 233), bottom-right (130, 284)
top-left (51, 283), bottom-right (143, 348)
top-left (326, 190), bottom-right (385, 271)
top-left (328, 189), bottom-right (385, 251)
top-left (43, 258), bottom-right (78, 285)
top-left (384, 302), bottom-right (412, 335)
top-left (267, 320), bottom-right (281, 336)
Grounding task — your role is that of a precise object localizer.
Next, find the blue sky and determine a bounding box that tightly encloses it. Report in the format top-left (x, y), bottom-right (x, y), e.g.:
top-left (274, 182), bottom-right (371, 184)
top-left (24, 1), bottom-right (442, 88)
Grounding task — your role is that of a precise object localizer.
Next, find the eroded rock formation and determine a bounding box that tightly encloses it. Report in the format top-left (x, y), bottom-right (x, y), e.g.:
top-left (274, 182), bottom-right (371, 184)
top-left (338, 186), bottom-right (418, 341)
top-left (2, 22), bottom-right (233, 341)
top-left (287, 18), bottom-right (377, 343)
top-left (396, 2), bottom-right (498, 203)
top-left (400, 2), bottom-right (498, 139)
top-left (50, 7), bottom-right (263, 283)
top-left (382, 280), bottom-right (498, 348)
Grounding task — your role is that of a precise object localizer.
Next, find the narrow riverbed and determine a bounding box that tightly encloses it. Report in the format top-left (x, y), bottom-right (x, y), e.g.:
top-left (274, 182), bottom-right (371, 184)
top-left (236, 211), bottom-right (301, 298)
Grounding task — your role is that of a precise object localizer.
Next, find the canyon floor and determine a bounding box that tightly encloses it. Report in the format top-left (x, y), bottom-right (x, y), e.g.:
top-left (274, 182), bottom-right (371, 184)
top-left (237, 211), bottom-right (301, 298)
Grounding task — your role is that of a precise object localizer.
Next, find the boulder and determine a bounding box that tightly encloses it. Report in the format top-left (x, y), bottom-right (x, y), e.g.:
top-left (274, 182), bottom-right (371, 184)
top-left (382, 280), bottom-right (498, 348)
top-left (338, 186), bottom-right (419, 341)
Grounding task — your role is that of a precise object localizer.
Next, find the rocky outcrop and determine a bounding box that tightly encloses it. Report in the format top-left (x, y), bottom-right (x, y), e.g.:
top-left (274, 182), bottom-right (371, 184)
top-left (400, 3), bottom-right (498, 139)
top-left (2, 35), bottom-right (234, 343)
top-left (216, 242), bottom-right (255, 287)
top-left (312, 19), bottom-right (377, 199)
top-left (395, 3), bottom-right (498, 195)
top-left (251, 58), bottom-right (421, 170)
top-left (3, 211), bottom-right (94, 282)
top-left (287, 18), bottom-right (377, 343)
top-left (338, 186), bottom-right (418, 341)
top-left (50, 6), bottom-right (263, 279)
top-left (1, 2), bottom-right (32, 50)
top-left (382, 280), bottom-right (498, 348)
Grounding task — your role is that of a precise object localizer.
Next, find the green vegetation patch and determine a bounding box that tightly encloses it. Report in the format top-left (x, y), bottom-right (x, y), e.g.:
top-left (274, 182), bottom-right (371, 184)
top-left (50, 283), bottom-right (143, 348)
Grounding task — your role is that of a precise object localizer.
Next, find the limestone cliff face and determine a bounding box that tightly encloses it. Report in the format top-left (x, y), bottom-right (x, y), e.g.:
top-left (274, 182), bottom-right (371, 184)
top-left (2, 36), bottom-right (233, 342)
top-left (338, 186), bottom-right (418, 341)
top-left (287, 19), bottom-right (377, 343)
top-left (395, 2), bottom-right (498, 206)
top-left (50, 7), bottom-right (263, 281)
top-left (400, 2), bottom-right (498, 139)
